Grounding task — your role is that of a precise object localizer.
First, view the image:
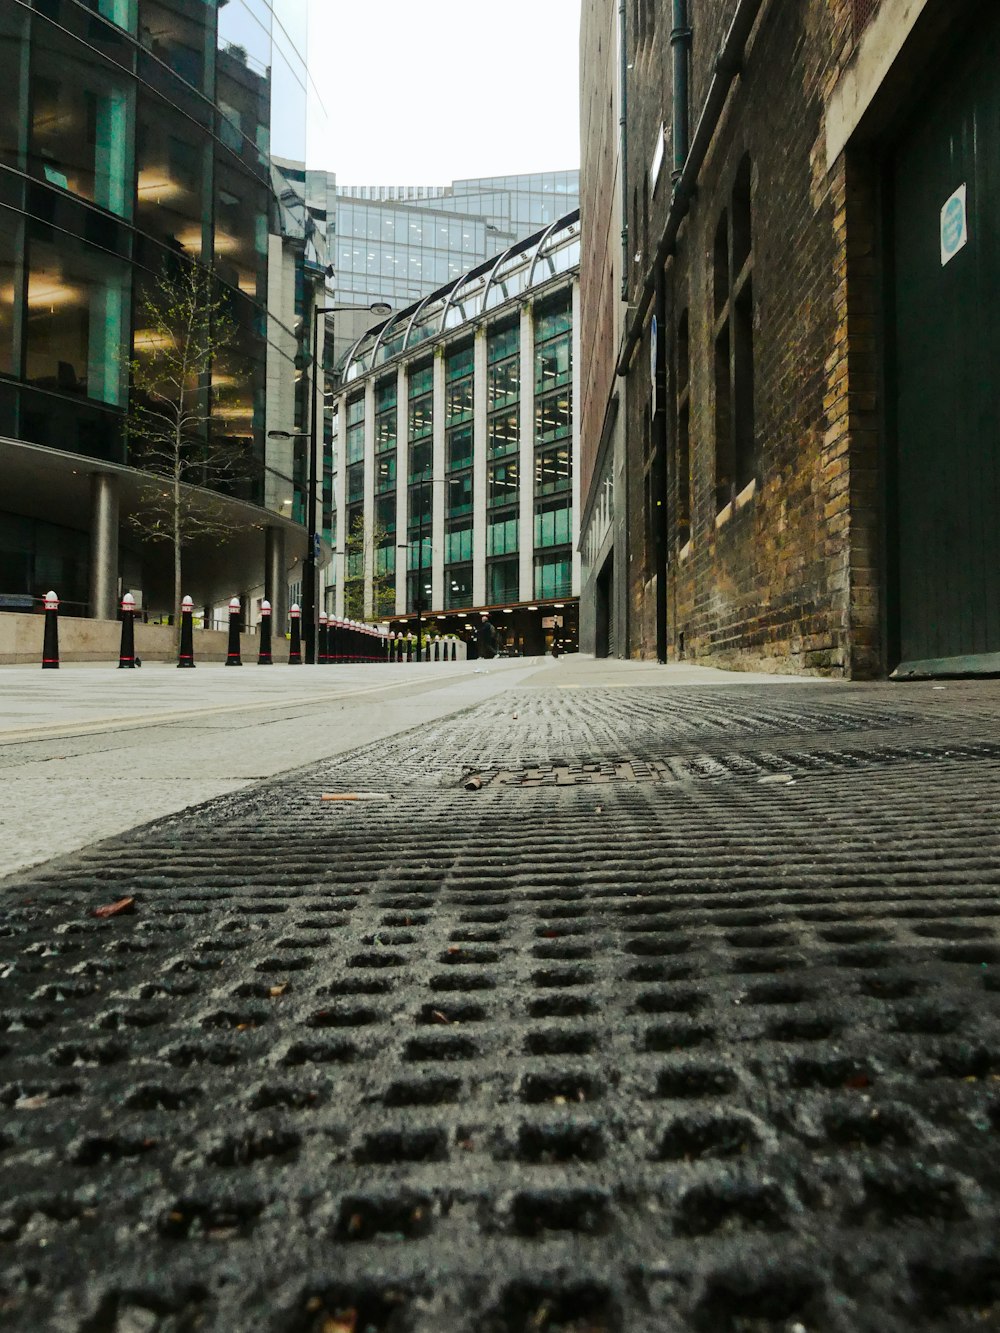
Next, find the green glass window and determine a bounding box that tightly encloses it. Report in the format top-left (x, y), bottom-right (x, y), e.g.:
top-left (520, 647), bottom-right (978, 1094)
top-left (535, 500), bottom-right (572, 548)
top-left (534, 301), bottom-right (572, 343)
top-left (375, 377), bottom-right (396, 453)
top-left (409, 438), bottom-right (432, 480)
top-left (488, 558), bottom-right (519, 606)
top-left (408, 482), bottom-right (431, 533)
top-left (445, 564), bottom-right (473, 610)
top-left (26, 222), bottom-right (129, 406)
top-left (140, 0), bottom-right (212, 91)
top-left (347, 461), bottom-right (364, 502)
top-left (487, 323), bottom-right (518, 364)
top-left (535, 331), bottom-right (571, 394)
top-left (534, 390), bottom-right (571, 444)
top-left (487, 516), bottom-right (519, 557)
top-left (348, 398), bottom-right (365, 425)
top-left (446, 342), bottom-right (474, 381)
top-left (487, 357), bottom-right (520, 412)
top-left (215, 154), bottom-right (268, 302)
top-left (0, 6), bottom-right (27, 172)
top-left (488, 410), bottom-right (519, 458)
top-left (375, 454), bottom-right (396, 493)
top-left (448, 423), bottom-right (472, 471)
top-left (446, 376), bottom-right (473, 424)
top-left (408, 391), bottom-right (432, 442)
top-left (446, 524), bottom-right (473, 564)
top-left (488, 459), bottom-right (519, 509)
top-left (376, 494), bottom-right (396, 533)
top-left (376, 377), bottom-right (397, 410)
top-left (30, 28), bottom-right (134, 218)
top-left (409, 364), bottom-right (433, 398)
top-left (535, 445), bottom-right (571, 496)
top-left (448, 473), bottom-right (472, 517)
top-left (534, 552), bottom-right (572, 601)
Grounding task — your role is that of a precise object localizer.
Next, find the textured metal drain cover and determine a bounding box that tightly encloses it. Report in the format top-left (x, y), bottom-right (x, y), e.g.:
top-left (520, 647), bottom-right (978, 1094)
top-left (466, 740), bottom-right (1000, 790)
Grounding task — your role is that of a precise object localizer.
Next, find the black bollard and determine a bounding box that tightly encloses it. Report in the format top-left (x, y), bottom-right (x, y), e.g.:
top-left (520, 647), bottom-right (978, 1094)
top-left (288, 604), bottom-right (302, 664)
top-left (225, 596), bottom-right (242, 666)
top-left (258, 600), bottom-right (273, 665)
top-left (406, 637), bottom-right (413, 663)
top-left (41, 590), bottom-right (60, 669)
top-left (318, 613), bottom-right (329, 665)
top-left (177, 595), bottom-right (195, 668)
top-left (118, 592), bottom-right (137, 668)
top-left (452, 639), bottom-right (457, 662)
top-left (433, 637), bottom-right (440, 663)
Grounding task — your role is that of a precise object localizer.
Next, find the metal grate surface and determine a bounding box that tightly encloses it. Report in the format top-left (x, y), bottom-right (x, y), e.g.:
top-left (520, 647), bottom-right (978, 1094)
top-left (2, 683), bottom-right (1000, 1331)
top-left (852, 0), bottom-right (883, 39)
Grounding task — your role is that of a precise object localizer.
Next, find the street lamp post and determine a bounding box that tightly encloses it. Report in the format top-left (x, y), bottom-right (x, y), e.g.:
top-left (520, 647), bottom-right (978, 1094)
top-left (398, 477), bottom-right (436, 658)
top-left (270, 297), bottom-right (390, 664)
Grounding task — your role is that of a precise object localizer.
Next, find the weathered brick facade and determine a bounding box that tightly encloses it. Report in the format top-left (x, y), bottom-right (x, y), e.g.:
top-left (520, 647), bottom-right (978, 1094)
top-left (580, 0), bottom-right (986, 676)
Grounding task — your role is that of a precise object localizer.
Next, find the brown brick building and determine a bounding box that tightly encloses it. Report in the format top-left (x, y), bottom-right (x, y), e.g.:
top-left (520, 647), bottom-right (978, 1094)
top-left (579, 0), bottom-right (1000, 678)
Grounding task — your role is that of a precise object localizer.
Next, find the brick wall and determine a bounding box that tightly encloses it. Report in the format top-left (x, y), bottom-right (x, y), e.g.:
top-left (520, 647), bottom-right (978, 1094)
top-left (605, 0), bottom-right (896, 675)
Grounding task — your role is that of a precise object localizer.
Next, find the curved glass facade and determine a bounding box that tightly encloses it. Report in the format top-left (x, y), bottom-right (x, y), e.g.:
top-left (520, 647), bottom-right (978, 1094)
top-left (340, 212), bottom-right (581, 385)
top-left (0, 0), bottom-right (306, 494)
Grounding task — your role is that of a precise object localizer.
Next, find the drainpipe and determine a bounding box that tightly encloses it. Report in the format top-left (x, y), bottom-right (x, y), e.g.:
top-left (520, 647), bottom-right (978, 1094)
top-left (617, 0), bottom-right (765, 376)
top-left (671, 0), bottom-right (692, 182)
top-left (619, 0), bottom-right (629, 301)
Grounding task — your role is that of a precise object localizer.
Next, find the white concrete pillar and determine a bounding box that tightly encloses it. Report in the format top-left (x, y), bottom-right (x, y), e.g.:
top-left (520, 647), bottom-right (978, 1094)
top-left (518, 301), bottom-right (535, 604)
top-left (334, 389), bottom-right (348, 620)
top-left (431, 348), bottom-right (446, 613)
top-left (362, 376), bottom-right (376, 618)
top-left (472, 327), bottom-right (488, 607)
top-left (571, 276), bottom-right (582, 595)
top-left (395, 362), bottom-right (408, 614)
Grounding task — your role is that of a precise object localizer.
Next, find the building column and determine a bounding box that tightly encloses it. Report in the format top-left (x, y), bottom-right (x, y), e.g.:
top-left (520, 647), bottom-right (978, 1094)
top-left (472, 327), bottom-right (488, 607)
top-left (334, 389), bottom-right (349, 620)
top-left (431, 348), bottom-right (446, 613)
top-left (395, 362), bottom-right (409, 615)
top-left (519, 301), bottom-right (535, 604)
top-left (362, 376), bottom-right (376, 618)
top-left (265, 525), bottom-right (287, 633)
top-left (88, 473), bottom-right (119, 620)
top-left (571, 276), bottom-right (583, 594)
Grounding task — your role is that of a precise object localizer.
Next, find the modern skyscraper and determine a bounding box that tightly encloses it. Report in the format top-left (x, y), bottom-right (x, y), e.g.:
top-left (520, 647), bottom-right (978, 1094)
top-left (0, 0), bottom-right (318, 622)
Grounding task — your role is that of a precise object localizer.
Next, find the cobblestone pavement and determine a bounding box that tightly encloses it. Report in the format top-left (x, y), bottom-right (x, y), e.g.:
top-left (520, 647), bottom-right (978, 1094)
top-left (3, 678), bottom-right (1000, 1332)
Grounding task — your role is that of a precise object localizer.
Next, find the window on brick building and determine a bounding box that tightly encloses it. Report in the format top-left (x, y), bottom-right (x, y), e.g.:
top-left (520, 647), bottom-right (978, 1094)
top-left (713, 156), bottom-right (756, 509)
top-left (674, 308), bottom-right (691, 546)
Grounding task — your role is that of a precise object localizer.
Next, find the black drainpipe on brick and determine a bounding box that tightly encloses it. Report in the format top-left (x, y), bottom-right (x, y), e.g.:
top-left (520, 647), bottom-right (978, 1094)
top-left (671, 0), bottom-right (692, 182)
top-left (619, 0), bottom-right (629, 301)
top-left (617, 0), bottom-right (764, 377)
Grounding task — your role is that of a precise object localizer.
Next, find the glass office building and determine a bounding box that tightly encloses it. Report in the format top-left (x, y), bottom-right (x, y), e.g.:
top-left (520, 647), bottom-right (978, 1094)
top-left (0, 0), bottom-right (313, 619)
top-left (332, 171), bottom-right (580, 310)
top-left (328, 211), bottom-right (581, 656)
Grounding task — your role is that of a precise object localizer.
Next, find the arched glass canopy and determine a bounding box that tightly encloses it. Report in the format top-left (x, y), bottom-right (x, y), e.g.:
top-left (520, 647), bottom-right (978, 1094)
top-left (339, 209), bottom-right (580, 384)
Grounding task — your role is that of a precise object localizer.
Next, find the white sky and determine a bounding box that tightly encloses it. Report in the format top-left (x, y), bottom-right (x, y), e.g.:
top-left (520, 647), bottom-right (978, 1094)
top-left (306, 0), bottom-right (582, 184)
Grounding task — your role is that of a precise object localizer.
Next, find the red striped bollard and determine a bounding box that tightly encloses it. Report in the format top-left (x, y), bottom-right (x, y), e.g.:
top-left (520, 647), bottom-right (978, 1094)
top-left (288, 604), bottom-right (302, 664)
top-left (177, 595), bottom-right (195, 668)
top-left (41, 590), bottom-right (59, 669)
top-left (258, 600), bottom-right (273, 665)
top-left (118, 592), bottom-right (137, 668)
top-left (318, 612), bottom-right (329, 665)
top-left (225, 596), bottom-right (242, 666)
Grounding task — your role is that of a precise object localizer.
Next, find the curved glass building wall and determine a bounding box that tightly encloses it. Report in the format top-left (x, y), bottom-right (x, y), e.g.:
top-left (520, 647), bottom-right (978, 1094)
top-left (330, 212), bottom-right (581, 656)
top-left (0, 0), bottom-right (312, 618)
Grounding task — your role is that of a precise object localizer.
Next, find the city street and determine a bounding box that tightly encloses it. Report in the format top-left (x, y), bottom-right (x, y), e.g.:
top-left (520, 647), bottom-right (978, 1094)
top-left (2, 661), bottom-right (1000, 1330)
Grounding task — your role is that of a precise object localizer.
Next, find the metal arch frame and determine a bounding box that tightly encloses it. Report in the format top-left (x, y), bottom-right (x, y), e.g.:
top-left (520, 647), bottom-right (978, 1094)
top-left (402, 291), bottom-right (437, 352)
top-left (341, 326), bottom-right (383, 382)
top-left (527, 216), bottom-right (564, 289)
top-left (441, 270), bottom-right (485, 331)
top-left (369, 310), bottom-right (408, 369)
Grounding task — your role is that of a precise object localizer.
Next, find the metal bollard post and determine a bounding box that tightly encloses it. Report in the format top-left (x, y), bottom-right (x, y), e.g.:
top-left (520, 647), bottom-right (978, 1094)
top-left (433, 636), bottom-right (440, 663)
top-left (177, 595), bottom-right (195, 668)
top-left (118, 592), bottom-right (137, 668)
top-left (41, 590), bottom-right (60, 669)
top-left (451, 637), bottom-right (457, 662)
top-left (288, 604), bottom-right (302, 664)
top-left (406, 636), bottom-right (413, 663)
top-left (318, 612), bottom-right (329, 666)
top-left (258, 600), bottom-right (273, 665)
top-left (225, 596), bottom-right (242, 666)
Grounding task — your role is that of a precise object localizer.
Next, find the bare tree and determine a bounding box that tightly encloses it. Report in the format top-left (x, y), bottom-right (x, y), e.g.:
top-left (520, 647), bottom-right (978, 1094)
top-left (344, 513), bottom-right (394, 620)
top-left (126, 264), bottom-right (249, 626)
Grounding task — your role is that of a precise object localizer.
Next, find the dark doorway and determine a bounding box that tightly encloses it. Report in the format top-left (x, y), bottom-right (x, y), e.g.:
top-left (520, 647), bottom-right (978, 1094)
top-left (890, 10), bottom-right (1000, 674)
top-left (595, 553), bottom-right (614, 658)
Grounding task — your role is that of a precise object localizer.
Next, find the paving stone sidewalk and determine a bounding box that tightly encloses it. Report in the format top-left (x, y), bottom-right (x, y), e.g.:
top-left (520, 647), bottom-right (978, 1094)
top-left (3, 679), bottom-right (1000, 1332)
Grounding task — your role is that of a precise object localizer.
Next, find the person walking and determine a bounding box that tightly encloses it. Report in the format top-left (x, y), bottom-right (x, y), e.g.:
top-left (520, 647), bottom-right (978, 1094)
top-left (478, 616), bottom-right (498, 660)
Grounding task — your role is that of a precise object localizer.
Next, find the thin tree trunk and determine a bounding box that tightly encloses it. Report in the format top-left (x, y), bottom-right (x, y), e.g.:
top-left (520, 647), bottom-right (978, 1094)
top-left (174, 416), bottom-right (183, 639)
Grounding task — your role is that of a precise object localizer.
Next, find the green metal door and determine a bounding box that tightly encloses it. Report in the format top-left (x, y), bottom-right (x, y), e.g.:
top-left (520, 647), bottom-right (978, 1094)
top-left (891, 13), bottom-right (1000, 676)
